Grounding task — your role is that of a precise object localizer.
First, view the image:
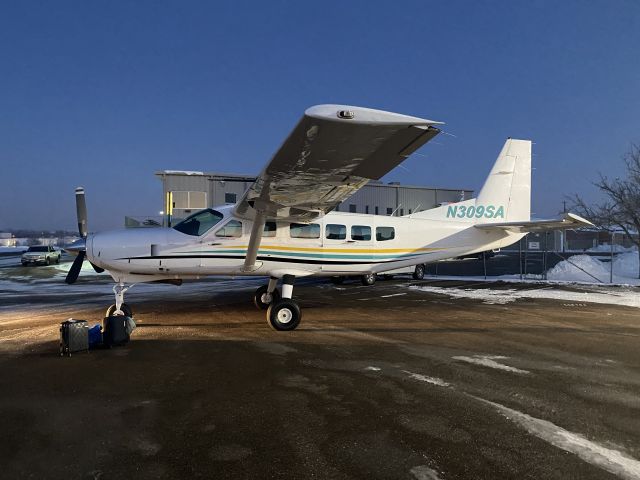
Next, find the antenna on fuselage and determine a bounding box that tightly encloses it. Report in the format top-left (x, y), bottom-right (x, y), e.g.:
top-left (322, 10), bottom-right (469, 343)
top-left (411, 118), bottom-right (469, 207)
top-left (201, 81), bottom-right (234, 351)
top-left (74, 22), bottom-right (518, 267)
top-left (390, 204), bottom-right (402, 217)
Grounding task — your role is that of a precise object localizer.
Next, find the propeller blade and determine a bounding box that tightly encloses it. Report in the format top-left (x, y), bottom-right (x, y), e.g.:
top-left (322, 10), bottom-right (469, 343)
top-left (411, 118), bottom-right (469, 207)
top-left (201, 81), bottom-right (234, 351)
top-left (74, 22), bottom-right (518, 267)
top-left (90, 262), bottom-right (104, 273)
top-left (65, 250), bottom-right (85, 285)
top-left (75, 187), bottom-right (88, 238)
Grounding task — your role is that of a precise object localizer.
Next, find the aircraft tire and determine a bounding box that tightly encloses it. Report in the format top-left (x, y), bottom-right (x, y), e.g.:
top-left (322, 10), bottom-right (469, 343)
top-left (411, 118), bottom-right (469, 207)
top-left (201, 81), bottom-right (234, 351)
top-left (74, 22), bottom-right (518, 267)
top-left (413, 264), bottom-right (425, 280)
top-left (267, 299), bottom-right (301, 331)
top-left (361, 273), bottom-right (376, 286)
top-left (106, 303), bottom-right (134, 318)
top-left (253, 285), bottom-right (280, 310)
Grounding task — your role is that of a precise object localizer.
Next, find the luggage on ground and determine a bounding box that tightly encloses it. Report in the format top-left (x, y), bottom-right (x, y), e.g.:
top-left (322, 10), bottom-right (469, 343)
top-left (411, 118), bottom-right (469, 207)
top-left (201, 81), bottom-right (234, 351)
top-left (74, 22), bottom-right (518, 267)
top-left (103, 315), bottom-right (130, 347)
top-left (88, 324), bottom-right (103, 348)
top-left (60, 319), bottom-right (89, 356)
top-left (125, 316), bottom-right (136, 336)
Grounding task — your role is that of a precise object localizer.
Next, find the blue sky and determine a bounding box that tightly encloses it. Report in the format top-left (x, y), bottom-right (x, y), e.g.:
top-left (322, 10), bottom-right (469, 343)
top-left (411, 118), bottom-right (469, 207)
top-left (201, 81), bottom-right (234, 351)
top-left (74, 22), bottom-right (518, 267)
top-left (1, 1), bottom-right (639, 230)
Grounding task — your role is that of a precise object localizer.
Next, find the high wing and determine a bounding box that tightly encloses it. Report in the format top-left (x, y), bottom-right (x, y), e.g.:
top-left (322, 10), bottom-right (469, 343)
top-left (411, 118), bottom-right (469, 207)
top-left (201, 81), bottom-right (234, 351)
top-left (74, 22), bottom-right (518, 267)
top-left (474, 213), bottom-right (593, 233)
top-left (234, 104), bottom-right (442, 222)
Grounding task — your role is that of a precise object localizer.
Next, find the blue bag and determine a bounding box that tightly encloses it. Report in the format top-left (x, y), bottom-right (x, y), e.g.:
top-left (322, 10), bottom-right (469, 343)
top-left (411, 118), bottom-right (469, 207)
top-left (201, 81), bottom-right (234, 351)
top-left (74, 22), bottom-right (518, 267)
top-left (88, 324), bottom-right (102, 348)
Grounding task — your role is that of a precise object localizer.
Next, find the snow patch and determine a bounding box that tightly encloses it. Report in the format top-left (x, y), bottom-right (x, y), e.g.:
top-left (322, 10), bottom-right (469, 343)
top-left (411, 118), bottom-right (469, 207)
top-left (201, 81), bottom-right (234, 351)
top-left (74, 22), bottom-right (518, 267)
top-left (161, 170), bottom-right (204, 175)
top-left (478, 398), bottom-right (640, 480)
top-left (453, 355), bottom-right (530, 374)
top-left (402, 370), bottom-right (450, 387)
top-left (408, 285), bottom-right (640, 309)
top-left (0, 246), bottom-right (27, 254)
top-left (410, 465), bottom-right (443, 480)
top-left (364, 366), bottom-right (381, 372)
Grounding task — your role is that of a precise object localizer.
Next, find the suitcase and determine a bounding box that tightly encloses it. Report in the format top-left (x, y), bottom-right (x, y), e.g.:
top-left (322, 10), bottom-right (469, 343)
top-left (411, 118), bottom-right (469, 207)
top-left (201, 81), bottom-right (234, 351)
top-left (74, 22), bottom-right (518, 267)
top-left (60, 319), bottom-right (89, 356)
top-left (103, 315), bottom-right (130, 347)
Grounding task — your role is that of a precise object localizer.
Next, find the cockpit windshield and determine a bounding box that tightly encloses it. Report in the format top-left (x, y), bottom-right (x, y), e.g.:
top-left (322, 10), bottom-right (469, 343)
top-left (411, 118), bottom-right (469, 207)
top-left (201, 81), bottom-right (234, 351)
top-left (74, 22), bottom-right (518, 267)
top-left (173, 209), bottom-right (224, 236)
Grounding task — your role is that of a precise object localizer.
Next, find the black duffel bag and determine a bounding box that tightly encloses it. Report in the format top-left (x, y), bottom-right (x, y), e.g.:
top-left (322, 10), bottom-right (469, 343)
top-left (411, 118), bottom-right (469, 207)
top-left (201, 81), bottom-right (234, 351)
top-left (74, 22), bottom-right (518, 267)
top-left (103, 315), bottom-right (135, 347)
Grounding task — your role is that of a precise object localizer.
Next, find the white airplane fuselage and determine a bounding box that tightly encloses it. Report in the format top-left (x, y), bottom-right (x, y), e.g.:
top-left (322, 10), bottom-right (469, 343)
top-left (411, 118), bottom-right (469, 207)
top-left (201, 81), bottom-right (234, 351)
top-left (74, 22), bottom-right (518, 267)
top-left (87, 204), bottom-right (524, 284)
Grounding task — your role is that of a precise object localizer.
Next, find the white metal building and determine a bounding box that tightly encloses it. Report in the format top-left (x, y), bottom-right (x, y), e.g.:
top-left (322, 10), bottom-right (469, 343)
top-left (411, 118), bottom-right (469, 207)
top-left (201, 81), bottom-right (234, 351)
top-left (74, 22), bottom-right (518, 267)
top-left (155, 170), bottom-right (474, 222)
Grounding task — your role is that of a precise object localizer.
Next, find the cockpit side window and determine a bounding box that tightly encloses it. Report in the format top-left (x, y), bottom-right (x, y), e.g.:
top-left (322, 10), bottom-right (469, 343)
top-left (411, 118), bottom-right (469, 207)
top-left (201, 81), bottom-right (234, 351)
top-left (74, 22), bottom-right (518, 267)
top-left (173, 209), bottom-right (224, 236)
top-left (216, 220), bottom-right (243, 238)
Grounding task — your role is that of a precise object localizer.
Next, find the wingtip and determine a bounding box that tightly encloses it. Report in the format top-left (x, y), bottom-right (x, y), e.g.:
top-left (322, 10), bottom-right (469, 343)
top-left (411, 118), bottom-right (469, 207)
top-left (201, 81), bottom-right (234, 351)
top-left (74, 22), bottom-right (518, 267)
top-left (305, 104), bottom-right (443, 126)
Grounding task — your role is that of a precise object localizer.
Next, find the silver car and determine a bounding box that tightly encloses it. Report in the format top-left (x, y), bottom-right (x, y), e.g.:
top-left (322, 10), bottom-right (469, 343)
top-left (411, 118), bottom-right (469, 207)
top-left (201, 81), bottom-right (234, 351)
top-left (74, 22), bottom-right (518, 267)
top-left (21, 246), bottom-right (61, 266)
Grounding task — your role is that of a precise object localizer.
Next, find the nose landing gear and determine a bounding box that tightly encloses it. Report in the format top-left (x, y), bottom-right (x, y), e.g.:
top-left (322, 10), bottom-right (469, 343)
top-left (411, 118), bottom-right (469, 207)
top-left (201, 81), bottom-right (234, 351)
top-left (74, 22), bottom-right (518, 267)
top-left (106, 283), bottom-right (135, 317)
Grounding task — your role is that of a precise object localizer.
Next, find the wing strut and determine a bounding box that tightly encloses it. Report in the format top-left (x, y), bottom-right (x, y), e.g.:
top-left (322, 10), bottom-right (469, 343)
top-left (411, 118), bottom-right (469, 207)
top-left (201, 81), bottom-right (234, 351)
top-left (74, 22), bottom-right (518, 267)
top-left (243, 211), bottom-right (266, 272)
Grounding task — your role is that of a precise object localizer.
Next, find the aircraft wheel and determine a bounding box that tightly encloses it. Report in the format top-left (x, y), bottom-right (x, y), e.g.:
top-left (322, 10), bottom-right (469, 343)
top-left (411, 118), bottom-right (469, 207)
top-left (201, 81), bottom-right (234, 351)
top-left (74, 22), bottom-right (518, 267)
top-left (253, 285), bottom-right (280, 310)
top-left (361, 273), bottom-right (376, 286)
top-left (267, 299), bottom-right (301, 331)
top-left (330, 276), bottom-right (345, 285)
top-left (413, 264), bottom-right (425, 280)
top-left (106, 303), bottom-right (134, 317)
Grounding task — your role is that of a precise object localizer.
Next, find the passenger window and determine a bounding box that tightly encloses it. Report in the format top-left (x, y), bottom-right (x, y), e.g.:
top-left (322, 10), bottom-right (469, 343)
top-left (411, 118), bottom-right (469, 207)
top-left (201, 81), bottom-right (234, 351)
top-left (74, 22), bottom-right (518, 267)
top-left (263, 221), bottom-right (277, 237)
top-left (351, 225), bottom-right (371, 241)
top-left (325, 224), bottom-right (346, 240)
top-left (376, 226), bottom-right (395, 241)
top-left (216, 220), bottom-right (243, 237)
top-left (290, 223), bottom-right (320, 239)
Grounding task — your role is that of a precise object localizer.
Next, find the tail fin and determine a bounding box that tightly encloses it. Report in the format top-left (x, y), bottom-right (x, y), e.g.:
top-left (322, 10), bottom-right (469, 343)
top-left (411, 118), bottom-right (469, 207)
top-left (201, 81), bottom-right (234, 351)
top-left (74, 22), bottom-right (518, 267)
top-left (408, 138), bottom-right (531, 222)
top-left (476, 138), bottom-right (531, 222)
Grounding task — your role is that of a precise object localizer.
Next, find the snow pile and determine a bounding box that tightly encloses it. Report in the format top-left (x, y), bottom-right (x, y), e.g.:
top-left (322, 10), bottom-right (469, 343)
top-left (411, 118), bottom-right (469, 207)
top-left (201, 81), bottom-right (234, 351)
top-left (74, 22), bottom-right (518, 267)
top-left (587, 244), bottom-right (632, 253)
top-left (545, 252), bottom-right (639, 284)
top-left (612, 251), bottom-right (639, 279)
top-left (546, 255), bottom-right (611, 283)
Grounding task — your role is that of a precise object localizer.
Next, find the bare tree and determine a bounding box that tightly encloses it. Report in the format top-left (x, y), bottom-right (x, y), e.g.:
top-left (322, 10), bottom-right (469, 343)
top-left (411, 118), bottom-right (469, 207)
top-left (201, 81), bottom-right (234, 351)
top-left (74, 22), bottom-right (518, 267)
top-left (569, 143), bottom-right (640, 278)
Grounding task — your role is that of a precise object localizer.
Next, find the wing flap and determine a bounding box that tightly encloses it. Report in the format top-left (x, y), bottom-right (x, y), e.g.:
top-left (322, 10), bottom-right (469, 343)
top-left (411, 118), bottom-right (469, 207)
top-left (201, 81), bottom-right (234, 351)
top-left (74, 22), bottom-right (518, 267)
top-left (474, 213), bottom-right (593, 233)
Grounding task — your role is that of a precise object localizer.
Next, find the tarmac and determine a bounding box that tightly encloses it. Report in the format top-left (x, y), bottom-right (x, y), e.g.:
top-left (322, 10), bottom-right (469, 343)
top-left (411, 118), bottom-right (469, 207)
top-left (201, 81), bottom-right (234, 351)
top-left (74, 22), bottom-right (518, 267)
top-left (0, 268), bottom-right (639, 479)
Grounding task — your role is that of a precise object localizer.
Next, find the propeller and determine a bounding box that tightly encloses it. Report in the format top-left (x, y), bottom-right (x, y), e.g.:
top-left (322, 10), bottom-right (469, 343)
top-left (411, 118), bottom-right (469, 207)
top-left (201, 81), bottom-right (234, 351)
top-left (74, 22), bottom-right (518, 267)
top-left (65, 187), bottom-right (103, 284)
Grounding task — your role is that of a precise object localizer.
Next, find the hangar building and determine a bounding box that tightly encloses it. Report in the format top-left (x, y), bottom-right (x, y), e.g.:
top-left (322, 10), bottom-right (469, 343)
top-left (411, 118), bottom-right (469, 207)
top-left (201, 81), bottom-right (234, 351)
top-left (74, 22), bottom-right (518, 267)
top-left (154, 170), bottom-right (474, 222)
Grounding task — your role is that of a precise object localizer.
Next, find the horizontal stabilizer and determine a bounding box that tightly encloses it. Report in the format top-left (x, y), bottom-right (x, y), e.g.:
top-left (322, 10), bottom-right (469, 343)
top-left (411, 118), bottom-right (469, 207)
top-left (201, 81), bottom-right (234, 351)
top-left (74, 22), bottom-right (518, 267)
top-left (474, 213), bottom-right (593, 233)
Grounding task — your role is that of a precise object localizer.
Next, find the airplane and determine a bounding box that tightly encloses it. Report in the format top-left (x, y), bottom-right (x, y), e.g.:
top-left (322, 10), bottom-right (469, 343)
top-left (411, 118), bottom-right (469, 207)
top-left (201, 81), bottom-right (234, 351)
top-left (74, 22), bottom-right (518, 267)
top-left (64, 104), bottom-right (592, 331)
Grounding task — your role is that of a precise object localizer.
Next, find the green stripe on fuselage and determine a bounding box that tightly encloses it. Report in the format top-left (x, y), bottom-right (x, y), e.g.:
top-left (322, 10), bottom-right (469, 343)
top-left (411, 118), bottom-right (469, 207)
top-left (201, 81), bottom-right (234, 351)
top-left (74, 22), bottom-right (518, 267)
top-left (175, 249), bottom-right (427, 260)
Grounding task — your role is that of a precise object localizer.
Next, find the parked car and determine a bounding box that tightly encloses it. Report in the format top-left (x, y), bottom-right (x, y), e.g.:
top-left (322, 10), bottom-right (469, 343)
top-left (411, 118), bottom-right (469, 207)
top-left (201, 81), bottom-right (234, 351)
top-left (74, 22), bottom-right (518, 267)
top-left (21, 245), bottom-right (61, 266)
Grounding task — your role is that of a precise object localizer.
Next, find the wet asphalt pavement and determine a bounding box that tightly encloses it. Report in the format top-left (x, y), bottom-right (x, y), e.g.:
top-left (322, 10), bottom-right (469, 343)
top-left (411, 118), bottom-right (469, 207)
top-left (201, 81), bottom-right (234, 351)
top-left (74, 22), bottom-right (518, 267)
top-left (0, 269), bottom-right (639, 479)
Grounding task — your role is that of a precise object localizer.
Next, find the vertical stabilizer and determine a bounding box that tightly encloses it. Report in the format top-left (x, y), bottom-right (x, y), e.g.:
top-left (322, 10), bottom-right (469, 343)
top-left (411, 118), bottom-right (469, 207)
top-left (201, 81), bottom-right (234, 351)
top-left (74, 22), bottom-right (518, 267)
top-left (476, 138), bottom-right (531, 222)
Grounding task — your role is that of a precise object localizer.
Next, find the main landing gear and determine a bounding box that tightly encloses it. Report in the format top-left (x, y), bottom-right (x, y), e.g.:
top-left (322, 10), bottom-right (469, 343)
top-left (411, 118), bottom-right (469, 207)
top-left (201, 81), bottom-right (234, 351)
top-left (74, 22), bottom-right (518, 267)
top-left (105, 283), bottom-right (134, 317)
top-left (253, 275), bottom-right (301, 331)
